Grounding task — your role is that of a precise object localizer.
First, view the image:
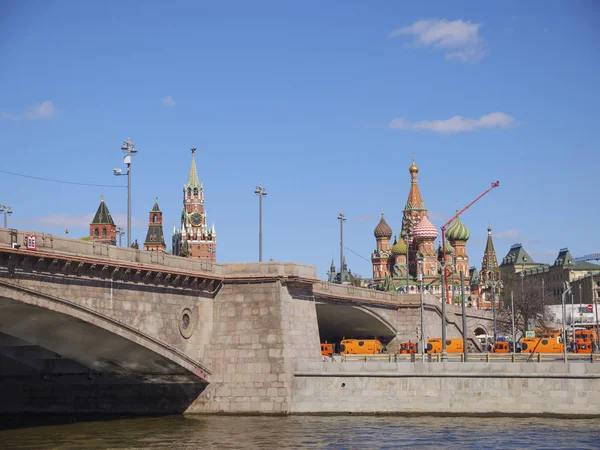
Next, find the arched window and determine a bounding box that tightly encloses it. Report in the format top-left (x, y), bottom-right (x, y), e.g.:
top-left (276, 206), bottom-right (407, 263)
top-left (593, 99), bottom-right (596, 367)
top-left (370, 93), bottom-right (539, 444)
top-left (153, 214), bottom-right (157, 223)
top-left (193, 187), bottom-right (198, 196)
top-left (94, 228), bottom-right (99, 237)
top-left (187, 187), bottom-right (192, 197)
top-left (102, 228), bottom-right (107, 237)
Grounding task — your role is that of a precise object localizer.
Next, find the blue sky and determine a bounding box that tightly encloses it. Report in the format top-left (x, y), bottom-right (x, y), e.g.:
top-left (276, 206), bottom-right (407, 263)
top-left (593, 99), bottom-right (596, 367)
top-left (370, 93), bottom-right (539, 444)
top-left (1, 1), bottom-right (599, 280)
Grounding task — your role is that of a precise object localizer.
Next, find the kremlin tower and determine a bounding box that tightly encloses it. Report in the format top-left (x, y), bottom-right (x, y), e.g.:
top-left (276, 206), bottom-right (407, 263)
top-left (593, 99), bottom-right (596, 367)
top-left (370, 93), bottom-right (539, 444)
top-left (89, 197), bottom-right (117, 245)
top-left (143, 198), bottom-right (166, 253)
top-left (172, 148), bottom-right (217, 261)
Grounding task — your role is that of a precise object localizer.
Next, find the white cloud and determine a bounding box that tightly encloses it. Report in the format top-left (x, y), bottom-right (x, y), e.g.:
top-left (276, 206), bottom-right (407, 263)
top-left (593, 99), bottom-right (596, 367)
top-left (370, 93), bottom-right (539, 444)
top-left (389, 112), bottom-right (515, 134)
top-left (162, 96), bottom-right (175, 107)
top-left (389, 19), bottom-right (487, 63)
top-left (0, 100), bottom-right (56, 120)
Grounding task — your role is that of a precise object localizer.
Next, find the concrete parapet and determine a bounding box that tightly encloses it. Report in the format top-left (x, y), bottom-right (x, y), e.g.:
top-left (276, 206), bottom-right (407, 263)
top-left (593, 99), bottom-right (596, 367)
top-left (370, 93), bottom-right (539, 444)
top-left (292, 362), bottom-right (600, 416)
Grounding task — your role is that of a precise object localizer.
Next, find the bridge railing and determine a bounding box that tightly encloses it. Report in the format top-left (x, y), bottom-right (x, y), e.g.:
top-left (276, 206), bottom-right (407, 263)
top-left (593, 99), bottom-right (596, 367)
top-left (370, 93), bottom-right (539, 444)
top-left (0, 228), bottom-right (221, 274)
top-left (337, 353), bottom-right (600, 363)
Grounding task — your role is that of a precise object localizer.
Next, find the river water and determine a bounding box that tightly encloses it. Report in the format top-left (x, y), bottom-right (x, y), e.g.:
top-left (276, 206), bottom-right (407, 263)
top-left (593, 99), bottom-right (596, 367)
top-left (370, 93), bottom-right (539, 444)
top-left (1, 415), bottom-right (599, 449)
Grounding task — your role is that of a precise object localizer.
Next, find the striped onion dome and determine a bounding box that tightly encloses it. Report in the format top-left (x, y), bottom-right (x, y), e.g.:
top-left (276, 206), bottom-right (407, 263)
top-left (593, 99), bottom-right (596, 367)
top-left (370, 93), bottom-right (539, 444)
top-left (391, 238), bottom-right (407, 255)
top-left (412, 215), bottom-right (438, 240)
top-left (446, 216), bottom-right (470, 241)
top-left (373, 213), bottom-right (393, 239)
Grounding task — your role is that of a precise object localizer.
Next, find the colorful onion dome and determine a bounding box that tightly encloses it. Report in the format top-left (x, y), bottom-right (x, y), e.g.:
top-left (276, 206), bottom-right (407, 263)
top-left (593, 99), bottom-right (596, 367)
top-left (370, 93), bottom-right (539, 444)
top-left (409, 159), bottom-right (419, 174)
top-left (446, 216), bottom-right (470, 241)
top-left (412, 215), bottom-right (438, 240)
top-left (391, 238), bottom-right (407, 255)
top-left (373, 213), bottom-right (393, 239)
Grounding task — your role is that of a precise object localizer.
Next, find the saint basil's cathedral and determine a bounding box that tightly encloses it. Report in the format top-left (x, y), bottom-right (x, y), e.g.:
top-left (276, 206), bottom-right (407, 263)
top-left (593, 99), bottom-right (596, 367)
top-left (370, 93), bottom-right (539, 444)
top-left (371, 160), bottom-right (471, 299)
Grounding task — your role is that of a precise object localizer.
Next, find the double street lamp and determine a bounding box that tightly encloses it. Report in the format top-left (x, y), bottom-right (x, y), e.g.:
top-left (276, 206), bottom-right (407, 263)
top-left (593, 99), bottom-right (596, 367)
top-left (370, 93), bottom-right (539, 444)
top-left (113, 138), bottom-right (137, 247)
top-left (0, 203), bottom-right (12, 228)
top-left (116, 226), bottom-right (125, 247)
top-left (254, 184), bottom-right (267, 262)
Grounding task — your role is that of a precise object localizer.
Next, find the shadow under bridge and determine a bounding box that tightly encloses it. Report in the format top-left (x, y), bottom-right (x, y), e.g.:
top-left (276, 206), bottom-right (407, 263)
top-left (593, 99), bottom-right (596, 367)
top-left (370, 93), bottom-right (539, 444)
top-left (315, 303), bottom-right (396, 346)
top-left (0, 279), bottom-right (209, 415)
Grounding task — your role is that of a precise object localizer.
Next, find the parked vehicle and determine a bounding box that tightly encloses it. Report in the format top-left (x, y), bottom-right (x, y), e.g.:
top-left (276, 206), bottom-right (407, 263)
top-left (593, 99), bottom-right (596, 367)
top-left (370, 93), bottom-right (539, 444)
top-left (491, 338), bottom-right (520, 353)
top-left (426, 338), bottom-right (463, 354)
top-left (521, 334), bottom-right (563, 354)
top-left (398, 341), bottom-right (417, 354)
top-left (339, 339), bottom-right (382, 355)
top-left (320, 342), bottom-right (334, 357)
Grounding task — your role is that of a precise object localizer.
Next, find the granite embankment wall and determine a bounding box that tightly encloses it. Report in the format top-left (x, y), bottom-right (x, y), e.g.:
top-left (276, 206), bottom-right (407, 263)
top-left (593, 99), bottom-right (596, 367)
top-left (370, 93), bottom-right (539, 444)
top-left (292, 362), bottom-right (600, 416)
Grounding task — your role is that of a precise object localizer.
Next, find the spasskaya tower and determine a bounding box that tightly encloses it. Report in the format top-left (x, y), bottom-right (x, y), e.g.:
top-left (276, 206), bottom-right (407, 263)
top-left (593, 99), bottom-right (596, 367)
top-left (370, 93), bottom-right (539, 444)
top-left (172, 148), bottom-right (216, 261)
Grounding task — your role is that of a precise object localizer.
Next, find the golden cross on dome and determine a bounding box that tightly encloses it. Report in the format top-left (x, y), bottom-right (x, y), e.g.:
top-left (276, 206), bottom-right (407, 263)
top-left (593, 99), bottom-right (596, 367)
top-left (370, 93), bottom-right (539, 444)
top-left (100, 194), bottom-right (104, 201)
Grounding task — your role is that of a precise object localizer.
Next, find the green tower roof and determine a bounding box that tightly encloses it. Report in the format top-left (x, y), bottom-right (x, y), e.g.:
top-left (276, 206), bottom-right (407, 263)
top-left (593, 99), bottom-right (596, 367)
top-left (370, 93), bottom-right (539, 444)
top-left (91, 198), bottom-right (115, 225)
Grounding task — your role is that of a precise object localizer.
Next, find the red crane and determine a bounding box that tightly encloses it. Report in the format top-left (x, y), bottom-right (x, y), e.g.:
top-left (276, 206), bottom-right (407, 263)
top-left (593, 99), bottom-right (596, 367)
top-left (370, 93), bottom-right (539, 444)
top-left (441, 181), bottom-right (500, 304)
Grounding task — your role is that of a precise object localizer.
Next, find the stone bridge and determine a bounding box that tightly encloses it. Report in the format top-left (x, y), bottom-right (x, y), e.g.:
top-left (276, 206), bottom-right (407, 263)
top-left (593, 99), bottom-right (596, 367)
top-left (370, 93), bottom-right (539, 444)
top-left (0, 228), bottom-right (494, 414)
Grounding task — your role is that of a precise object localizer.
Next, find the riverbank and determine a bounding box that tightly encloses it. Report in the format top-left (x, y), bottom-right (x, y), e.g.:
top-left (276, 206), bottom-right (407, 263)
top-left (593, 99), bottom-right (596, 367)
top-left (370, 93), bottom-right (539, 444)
top-left (292, 361), bottom-right (600, 416)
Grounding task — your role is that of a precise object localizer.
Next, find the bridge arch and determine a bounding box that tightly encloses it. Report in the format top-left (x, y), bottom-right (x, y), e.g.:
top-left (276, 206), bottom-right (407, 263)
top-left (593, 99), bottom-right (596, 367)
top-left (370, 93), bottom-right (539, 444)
top-left (315, 303), bottom-right (397, 345)
top-left (0, 279), bottom-right (209, 381)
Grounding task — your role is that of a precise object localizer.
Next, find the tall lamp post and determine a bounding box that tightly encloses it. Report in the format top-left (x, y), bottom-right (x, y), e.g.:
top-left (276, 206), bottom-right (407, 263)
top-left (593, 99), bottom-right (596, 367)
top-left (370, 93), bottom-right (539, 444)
top-left (439, 258), bottom-right (448, 361)
top-left (113, 138), bottom-right (137, 247)
top-left (483, 272), bottom-right (503, 342)
top-left (417, 257), bottom-right (425, 361)
top-left (561, 283), bottom-right (572, 363)
top-left (116, 226), bottom-right (125, 247)
top-left (254, 184), bottom-right (267, 262)
top-left (404, 234), bottom-right (411, 293)
top-left (0, 203), bottom-right (12, 228)
top-left (337, 211), bottom-right (346, 284)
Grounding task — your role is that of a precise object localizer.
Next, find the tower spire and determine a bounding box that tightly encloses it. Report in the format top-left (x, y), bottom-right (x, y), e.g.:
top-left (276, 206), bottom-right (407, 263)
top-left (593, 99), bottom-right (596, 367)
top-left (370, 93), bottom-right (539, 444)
top-left (187, 147), bottom-right (201, 189)
top-left (481, 225), bottom-right (500, 281)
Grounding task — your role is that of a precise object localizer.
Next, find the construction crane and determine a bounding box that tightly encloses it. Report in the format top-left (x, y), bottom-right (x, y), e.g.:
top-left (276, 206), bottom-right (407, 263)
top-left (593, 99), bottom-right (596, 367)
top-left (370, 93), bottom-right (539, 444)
top-left (574, 253), bottom-right (600, 263)
top-left (441, 181), bottom-right (500, 304)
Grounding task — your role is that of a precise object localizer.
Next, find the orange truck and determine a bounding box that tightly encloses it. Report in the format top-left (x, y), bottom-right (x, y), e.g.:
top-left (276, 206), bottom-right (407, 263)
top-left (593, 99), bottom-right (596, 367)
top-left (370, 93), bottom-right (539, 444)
top-left (339, 339), bottom-right (382, 355)
top-left (398, 341), bottom-right (418, 354)
top-left (426, 338), bottom-right (463, 354)
top-left (492, 341), bottom-right (510, 353)
top-left (574, 330), bottom-right (596, 354)
top-left (320, 342), bottom-right (334, 357)
top-left (521, 334), bottom-right (563, 354)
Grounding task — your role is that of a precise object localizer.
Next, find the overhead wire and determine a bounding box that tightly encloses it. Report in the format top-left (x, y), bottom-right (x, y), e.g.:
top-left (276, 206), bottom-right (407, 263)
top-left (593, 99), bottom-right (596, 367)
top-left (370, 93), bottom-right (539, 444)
top-left (0, 169), bottom-right (126, 188)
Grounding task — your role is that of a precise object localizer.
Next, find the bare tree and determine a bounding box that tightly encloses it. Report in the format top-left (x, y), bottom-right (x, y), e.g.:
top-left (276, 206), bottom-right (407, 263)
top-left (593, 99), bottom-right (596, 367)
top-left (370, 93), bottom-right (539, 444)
top-left (497, 276), bottom-right (550, 337)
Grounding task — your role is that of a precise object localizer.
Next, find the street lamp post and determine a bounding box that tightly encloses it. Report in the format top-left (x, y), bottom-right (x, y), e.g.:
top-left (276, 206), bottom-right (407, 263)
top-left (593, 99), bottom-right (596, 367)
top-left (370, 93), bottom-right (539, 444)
top-left (578, 284), bottom-right (582, 326)
top-left (404, 234), bottom-right (410, 293)
top-left (254, 184), bottom-right (267, 262)
top-left (520, 271), bottom-right (526, 329)
top-left (593, 273), bottom-right (600, 352)
top-left (511, 291), bottom-right (516, 359)
top-left (440, 260), bottom-right (448, 362)
top-left (116, 226), bottom-right (125, 247)
top-left (337, 211), bottom-right (346, 284)
top-left (113, 138), bottom-right (137, 247)
top-left (541, 278), bottom-right (545, 320)
top-left (0, 203), bottom-right (13, 228)
top-left (483, 273), bottom-right (503, 343)
top-left (417, 257), bottom-right (425, 361)
top-left (460, 270), bottom-right (468, 362)
top-left (561, 284), bottom-right (572, 363)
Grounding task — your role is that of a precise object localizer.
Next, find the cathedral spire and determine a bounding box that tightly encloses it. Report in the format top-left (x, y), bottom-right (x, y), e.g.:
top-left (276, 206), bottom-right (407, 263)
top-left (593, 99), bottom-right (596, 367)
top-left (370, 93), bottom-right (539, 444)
top-left (481, 226), bottom-right (500, 281)
top-left (187, 147), bottom-right (201, 189)
top-left (405, 159), bottom-right (425, 211)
